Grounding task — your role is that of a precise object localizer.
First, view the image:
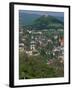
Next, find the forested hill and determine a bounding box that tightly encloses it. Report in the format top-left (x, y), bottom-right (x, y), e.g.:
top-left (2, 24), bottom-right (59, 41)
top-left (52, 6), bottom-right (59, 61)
top-left (31, 15), bottom-right (64, 30)
top-left (19, 13), bottom-right (64, 30)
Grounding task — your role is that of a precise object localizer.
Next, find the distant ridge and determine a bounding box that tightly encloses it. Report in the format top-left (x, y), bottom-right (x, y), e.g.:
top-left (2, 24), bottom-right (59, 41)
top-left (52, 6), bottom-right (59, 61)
top-left (19, 12), bottom-right (64, 26)
top-left (19, 13), bottom-right (41, 26)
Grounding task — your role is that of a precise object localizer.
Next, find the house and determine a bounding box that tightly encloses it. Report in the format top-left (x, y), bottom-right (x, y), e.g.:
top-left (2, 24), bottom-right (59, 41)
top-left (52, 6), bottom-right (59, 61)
top-left (47, 39), bottom-right (53, 43)
top-left (27, 30), bottom-right (32, 34)
top-left (19, 28), bottom-right (23, 34)
top-left (59, 37), bottom-right (64, 46)
top-left (19, 43), bottom-right (24, 47)
top-left (53, 47), bottom-right (60, 52)
top-left (52, 47), bottom-right (60, 56)
top-left (26, 51), bottom-right (32, 56)
top-left (58, 55), bottom-right (64, 63)
top-left (54, 35), bottom-right (58, 39)
top-left (22, 38), bottom-right (25, 42)
top-left (19, 43), bottom-right (24, 52)
top-left (58, 55), bottom-right (64, 60)
top-left (30, 41), bottom-right (36, 50)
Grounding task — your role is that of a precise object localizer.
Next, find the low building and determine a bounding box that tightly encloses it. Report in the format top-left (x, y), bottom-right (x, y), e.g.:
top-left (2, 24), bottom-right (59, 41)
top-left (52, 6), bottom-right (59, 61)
top-left (19, 43), bottom-right (24, 47)
top-left (47, 39), bottom-right (53, 43)
top-left (27, 30), bottom-right (32, 34)
top-left (30, 41), bottom-right (36, 50)
top-left (26, 51), bottom-right (32, 56)
top-left (59, 37), bottom-right (64, 46)
top-left (54, 35), bottom-right (58, 39)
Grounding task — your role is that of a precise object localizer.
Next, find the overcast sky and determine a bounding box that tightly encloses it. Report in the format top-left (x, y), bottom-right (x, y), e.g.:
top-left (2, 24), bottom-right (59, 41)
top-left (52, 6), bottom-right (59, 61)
top-left (19, 10), bottom-right (64, 17)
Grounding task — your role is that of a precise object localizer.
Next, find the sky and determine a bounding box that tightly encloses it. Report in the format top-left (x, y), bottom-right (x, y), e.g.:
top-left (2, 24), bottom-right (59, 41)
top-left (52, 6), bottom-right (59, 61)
top-left (19, 10), bottom-right (64, 17)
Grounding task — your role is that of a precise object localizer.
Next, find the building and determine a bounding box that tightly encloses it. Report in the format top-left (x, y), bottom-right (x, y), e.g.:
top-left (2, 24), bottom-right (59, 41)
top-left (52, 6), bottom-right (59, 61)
top-left (26, 51), bottom-right (32, 56)
top-left (19, 43), bottom-right (24, 47)
top-left (47, 39), bottom-right (53, 43)
top-left (59, 37), bottom-right (64, 46)
top-left (30, 41), bottom-right (36, 50)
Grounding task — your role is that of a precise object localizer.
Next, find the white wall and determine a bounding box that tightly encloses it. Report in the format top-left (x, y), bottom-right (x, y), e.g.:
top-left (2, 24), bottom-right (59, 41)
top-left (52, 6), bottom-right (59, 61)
top-left (0, 0), bottom-right (72, 89)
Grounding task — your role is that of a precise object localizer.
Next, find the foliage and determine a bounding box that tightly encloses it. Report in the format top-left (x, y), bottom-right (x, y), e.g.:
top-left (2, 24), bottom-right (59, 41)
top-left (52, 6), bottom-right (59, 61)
top-left (19, 52), bottom-right (64, 79)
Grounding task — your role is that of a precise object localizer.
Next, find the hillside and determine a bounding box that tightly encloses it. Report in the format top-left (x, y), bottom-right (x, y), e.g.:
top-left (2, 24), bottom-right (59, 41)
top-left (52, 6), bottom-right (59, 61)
top-left (31, 15), bottom-right (64, 30)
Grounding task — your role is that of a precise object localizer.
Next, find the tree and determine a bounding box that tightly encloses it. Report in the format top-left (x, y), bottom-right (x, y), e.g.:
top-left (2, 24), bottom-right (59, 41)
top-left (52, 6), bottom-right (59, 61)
top-left (39, 48), bottom-right (46, 56)
top-left (46, 42), bottom-right (53, 51)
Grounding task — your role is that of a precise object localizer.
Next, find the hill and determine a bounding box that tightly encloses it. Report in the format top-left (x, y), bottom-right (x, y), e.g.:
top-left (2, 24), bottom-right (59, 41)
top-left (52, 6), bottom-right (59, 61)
top-left (31, 15), bottom-right (64, 30)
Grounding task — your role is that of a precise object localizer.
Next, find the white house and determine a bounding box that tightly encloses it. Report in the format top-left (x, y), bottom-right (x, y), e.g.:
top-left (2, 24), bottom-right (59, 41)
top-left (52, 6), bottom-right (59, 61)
top-left (30, 41), bottom-right (36, 50)
top-left (26, 51), bottom-right (32, 56)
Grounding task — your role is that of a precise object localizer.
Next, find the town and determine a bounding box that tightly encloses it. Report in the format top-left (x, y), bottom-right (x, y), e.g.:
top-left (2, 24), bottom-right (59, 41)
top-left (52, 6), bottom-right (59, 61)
top-left (19, 27), bottom-right (64, 64)
top-left (19, 14), bottom-right (64, 79)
